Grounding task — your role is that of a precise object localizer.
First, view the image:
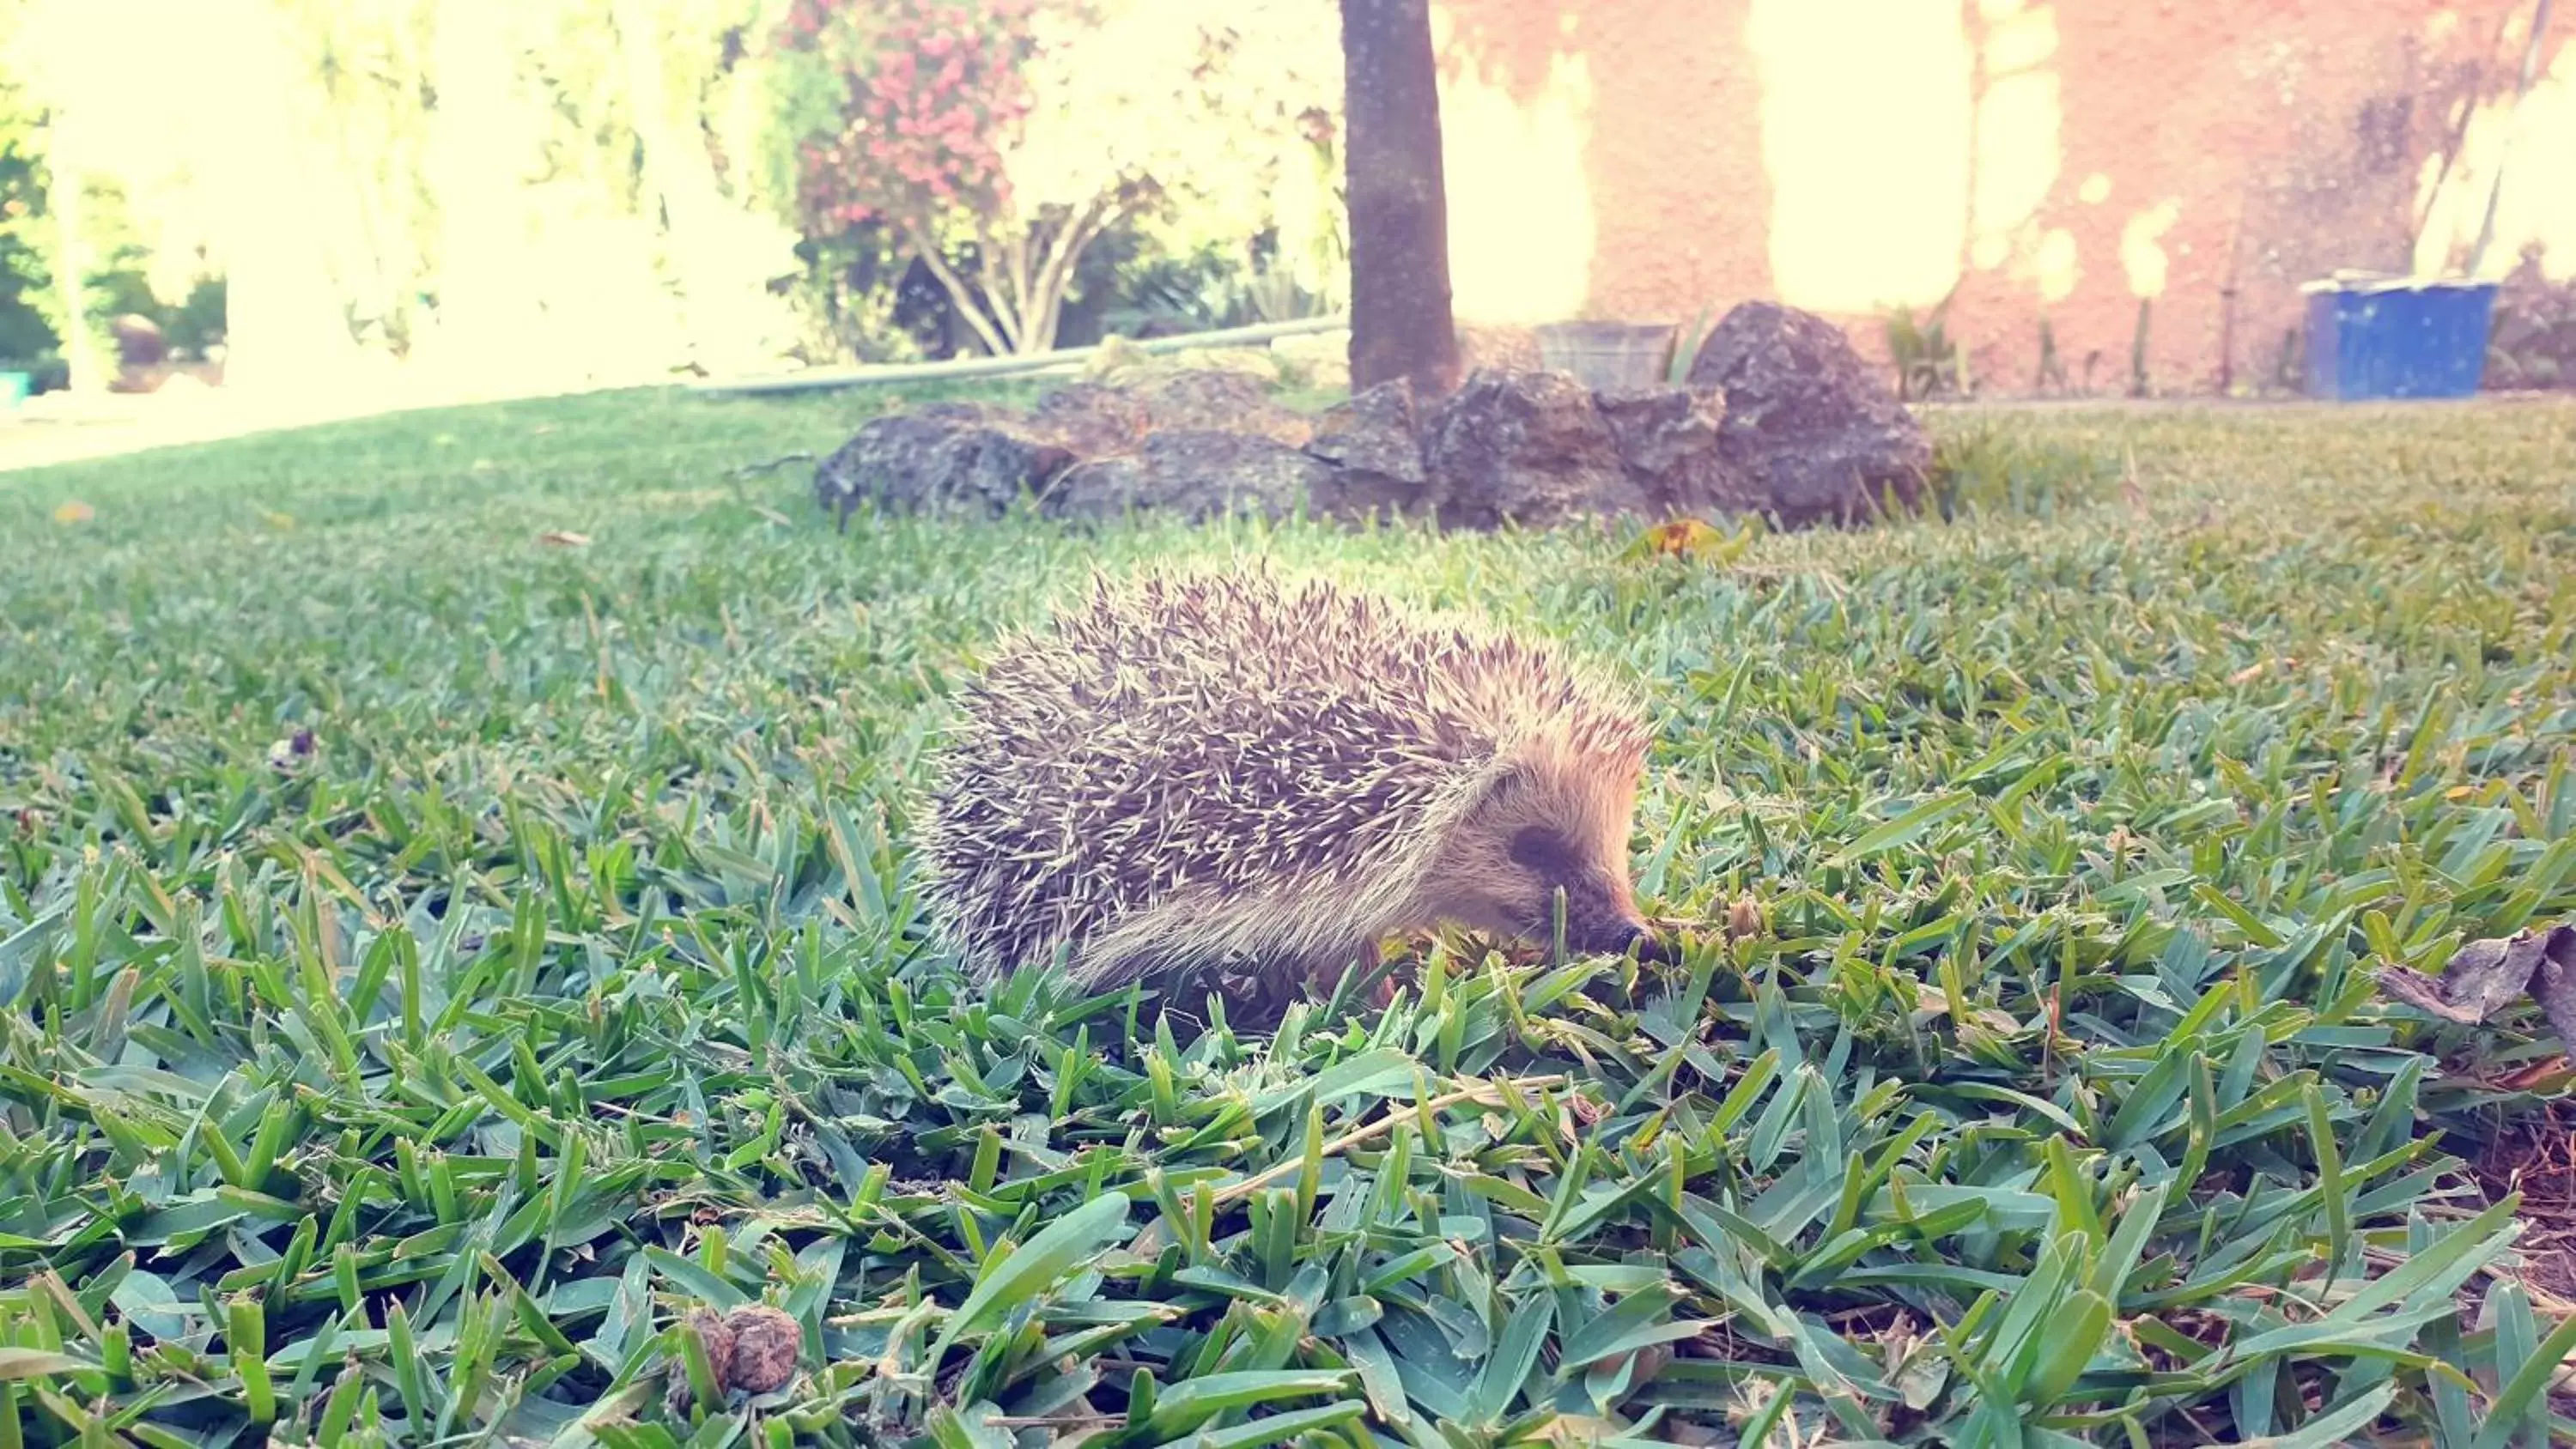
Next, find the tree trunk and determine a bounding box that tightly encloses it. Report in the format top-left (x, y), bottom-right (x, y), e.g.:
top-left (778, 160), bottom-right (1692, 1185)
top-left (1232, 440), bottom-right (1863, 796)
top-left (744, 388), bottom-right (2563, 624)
top-left (45, 130), bottom-right (106, 395)
top-left (213, 0), bottom-right (369, 394)
top-left (419, 0), bottom-right (546, 387)
top-left (17, 0), bottom-right (106, 393)
top-left (612, 0), bottom-right (790, 375)
top-left (1340, 0), bottom-right (1458, 398)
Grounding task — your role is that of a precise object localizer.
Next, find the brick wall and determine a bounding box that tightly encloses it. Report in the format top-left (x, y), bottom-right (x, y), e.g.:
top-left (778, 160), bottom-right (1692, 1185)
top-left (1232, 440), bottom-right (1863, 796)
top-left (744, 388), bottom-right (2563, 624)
top-left (1432, 0), bottom-right (2554, 395)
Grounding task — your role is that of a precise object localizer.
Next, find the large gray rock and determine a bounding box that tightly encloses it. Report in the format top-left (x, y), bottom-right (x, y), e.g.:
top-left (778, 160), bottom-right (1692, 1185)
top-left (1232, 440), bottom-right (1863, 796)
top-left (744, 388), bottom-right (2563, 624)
top-left (1033, 371), bottom-right (1310, 452)
top-left (1595, 386), bottom-right (1758, 518)
top-left (1028, 383), bottom-right (1151, 456)
top-left (1303, 379), bottom-right (1432, 521)
top-left (1686, 300), bottom-right (1929, 525)
top-left (1123, 370), bottom-right (1313, 446)
top-left (806, 316), bottom-right (1929, 535)
top-left (1046, 430), bottom-right (1335, 524)
top-left (812, 403), bottom-right (1078, 525)
top-left (1421, 369), bottom-right (1648, 529)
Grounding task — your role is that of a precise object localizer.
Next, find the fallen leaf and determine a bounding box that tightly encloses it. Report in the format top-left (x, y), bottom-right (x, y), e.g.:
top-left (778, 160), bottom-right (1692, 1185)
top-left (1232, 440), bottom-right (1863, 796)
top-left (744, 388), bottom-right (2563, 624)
top-left (52, 500), bottom-right (93, 524)
top-left (1907, 981), bottom-right (2022, 1034)
top-left (2378, 925), bottom-right (2576, 1049)
top-left (538, 530), bottom-right (592, 548)
top-left (2491, 1058), bottom-right (2576, 1093)
top-left (1646, 518), bottom-right (1722, 557)
top-left (1726, 896), bottom-right (1765, 941)
top-left (1625, 517), bottom-right (1746, 565)
top-left (261, 511), bottom-right (296, 531)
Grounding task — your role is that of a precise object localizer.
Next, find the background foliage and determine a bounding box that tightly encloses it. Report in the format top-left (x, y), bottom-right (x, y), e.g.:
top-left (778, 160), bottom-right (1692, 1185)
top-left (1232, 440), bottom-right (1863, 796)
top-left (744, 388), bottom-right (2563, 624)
top-left (0, 0), bottom-right (1346, 388)
top-left (766, 0), bottom-right (1343, 356)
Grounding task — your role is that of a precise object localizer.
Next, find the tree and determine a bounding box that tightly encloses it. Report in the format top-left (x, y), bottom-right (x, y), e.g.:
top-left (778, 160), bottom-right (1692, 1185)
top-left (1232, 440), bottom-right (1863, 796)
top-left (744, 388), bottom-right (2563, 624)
top-left (599, 0), bottom-right (808, 373)
top-left (774, 0), bottom-right (1074, 357)
top-left (4, 0), bottom-right (109, 391)
top-left (1339, 0), bottom-right (1456, 397)
top-left (0, 71), bottom-right (51, 362)
top-left (772, 0), bottom-right (1340, 357)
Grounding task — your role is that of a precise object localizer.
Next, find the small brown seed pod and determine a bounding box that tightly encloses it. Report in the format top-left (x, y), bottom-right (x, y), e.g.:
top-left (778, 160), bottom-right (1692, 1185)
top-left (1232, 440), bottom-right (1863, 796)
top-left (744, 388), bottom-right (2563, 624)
top-left (723, 1306), bottom-right (802, 1396)
top-left (662, 1304), bottom-right (803, 1415)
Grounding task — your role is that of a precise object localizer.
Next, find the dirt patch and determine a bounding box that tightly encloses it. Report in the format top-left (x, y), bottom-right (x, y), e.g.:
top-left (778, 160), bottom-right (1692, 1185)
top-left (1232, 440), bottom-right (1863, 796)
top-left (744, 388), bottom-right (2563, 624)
top-left (2473, 1100), bottom-right (2576, 1308)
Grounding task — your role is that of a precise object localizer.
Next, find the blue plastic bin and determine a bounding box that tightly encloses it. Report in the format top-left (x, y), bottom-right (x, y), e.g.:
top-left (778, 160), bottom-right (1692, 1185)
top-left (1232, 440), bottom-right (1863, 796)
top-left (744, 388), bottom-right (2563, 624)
top-left (2301, 274), bottom-right (2497, 401)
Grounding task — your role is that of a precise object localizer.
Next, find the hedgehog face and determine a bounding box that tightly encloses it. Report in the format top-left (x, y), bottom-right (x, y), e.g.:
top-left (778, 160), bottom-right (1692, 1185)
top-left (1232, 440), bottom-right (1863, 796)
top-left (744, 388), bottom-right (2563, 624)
top-left (1406, 747), bottom-right (1658, 961)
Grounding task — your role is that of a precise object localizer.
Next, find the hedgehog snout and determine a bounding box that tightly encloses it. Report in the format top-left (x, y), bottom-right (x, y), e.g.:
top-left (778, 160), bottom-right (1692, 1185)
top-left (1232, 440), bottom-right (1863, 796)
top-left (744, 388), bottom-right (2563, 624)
top-left (1564, 910), bottom-right (1661, 961)
top-left (1537, 880), bottom-right (1660, 961)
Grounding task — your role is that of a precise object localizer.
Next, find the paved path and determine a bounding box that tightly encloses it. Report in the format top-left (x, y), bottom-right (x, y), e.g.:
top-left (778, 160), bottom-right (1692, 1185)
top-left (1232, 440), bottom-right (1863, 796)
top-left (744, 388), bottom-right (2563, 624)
top-left (0, 376), bottom-right (631, 476)
top-left (5, 380), bottom-right (2565, 477)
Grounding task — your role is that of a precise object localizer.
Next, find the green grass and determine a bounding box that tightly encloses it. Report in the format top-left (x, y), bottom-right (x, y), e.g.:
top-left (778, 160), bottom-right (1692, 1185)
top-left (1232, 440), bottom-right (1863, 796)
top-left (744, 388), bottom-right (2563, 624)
top-left (3, 385), bottom-right (2575, 1447)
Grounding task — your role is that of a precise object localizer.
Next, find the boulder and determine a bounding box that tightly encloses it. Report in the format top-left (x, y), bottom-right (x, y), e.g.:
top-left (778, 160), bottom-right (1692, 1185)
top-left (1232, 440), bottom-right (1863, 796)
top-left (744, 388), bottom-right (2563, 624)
top-left (1046, 430), bottom-right (1336, 524)
top-left (1595, 386), bottom-right (1759, 518)
top-left (811, 403), bottom-right (1078, 524)
top-left (1122, 368), bottom-right (1313, 446)
top-left (805, 306), bottom-right (1935, 536)
top-left (1421, 369), bottom-right (1647, 529)
top-left (1028, 383), bottom-right (1151, 456)
top-left (1303, 379), bottom-right (1431, 520)
top-left (1685, 300), bottom-right (1929, 526)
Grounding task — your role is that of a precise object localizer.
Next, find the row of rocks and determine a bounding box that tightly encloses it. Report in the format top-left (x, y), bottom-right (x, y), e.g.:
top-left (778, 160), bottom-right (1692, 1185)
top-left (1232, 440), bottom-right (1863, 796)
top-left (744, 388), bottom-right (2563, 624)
top-left (811, 300), bottom-right (1930, 533)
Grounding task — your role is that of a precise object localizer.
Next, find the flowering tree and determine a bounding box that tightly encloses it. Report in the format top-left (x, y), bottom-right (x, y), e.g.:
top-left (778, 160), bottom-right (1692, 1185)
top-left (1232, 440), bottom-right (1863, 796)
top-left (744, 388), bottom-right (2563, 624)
top-left (772, 0), bottom-right (1340, 356)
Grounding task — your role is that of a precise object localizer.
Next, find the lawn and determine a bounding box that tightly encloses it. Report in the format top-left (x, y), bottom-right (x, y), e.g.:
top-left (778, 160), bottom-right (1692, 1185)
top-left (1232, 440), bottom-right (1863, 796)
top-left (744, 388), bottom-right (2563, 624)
top-left (3, 385), bottom-right (2575, 1447)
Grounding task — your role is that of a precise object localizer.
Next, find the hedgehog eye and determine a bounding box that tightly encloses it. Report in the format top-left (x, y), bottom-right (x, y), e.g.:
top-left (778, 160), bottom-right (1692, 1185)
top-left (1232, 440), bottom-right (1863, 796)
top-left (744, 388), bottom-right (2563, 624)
top-left (1508, 826), bottom-right (1575, 874)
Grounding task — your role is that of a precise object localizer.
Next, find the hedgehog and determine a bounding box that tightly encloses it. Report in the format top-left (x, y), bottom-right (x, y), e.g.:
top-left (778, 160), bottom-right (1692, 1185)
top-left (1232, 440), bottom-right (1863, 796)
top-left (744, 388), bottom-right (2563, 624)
top-left (916, 563), bottom-right (1665, 1010)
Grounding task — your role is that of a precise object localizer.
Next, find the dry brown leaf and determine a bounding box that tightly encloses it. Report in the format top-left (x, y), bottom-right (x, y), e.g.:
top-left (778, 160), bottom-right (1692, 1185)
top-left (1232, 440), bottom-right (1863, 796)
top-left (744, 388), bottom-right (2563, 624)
top-left (52, 500), bottom-right (93, 524)
top-left (2378, 924), bottom-right (2576, 1049)
top-left (1726, 896), bottom-right (1765, 942)
top-left (538, 530), bottom-right (592, 548)
top-left (1636, 517), bottom-right (1726, 561)
top-left (2493, 1058), bottom-right (2576, 1093)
